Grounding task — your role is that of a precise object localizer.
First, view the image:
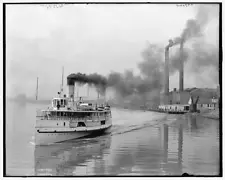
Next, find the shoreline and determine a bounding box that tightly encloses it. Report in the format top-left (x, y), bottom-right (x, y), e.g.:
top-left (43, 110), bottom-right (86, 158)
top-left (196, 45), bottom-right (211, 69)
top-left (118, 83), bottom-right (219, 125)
top-left (146, 106), bottom-right (220, 120)
top-left (187, 109), bottom-right (220, 120)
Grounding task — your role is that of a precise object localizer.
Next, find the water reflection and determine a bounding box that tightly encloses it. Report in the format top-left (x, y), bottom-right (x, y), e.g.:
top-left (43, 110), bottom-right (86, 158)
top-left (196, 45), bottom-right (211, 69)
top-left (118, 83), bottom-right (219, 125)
top-left (162, 124), bottom-right (168, 164)
top-left (34, 135), bottom-right (111, 176)
top-left (159, 123), bottom-right (183, 175)
top-left (178, 124), bottom-right (183, 168)
top-left (6, 102), bottom-right (220, 176)
top-left (187, 115), bottom-right (197, 131)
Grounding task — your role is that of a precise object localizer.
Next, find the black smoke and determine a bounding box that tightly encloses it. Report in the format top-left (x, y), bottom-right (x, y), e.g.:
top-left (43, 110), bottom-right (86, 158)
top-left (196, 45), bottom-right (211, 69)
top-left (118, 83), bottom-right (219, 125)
top-left (169, 48), bottom-right (189, 74)
top-left (106, 44), bottom-right (164, 106)
top-left (67, 73), bottom-right (107, 95)
top-left (168, 5), bottom-right (218, 75)
top-left (66, 5), bottom-right (218, 107)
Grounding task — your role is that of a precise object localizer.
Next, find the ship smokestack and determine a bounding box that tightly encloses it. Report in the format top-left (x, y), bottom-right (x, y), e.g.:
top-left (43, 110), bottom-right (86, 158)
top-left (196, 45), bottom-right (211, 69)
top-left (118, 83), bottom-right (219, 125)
top-left (179, 41), bottom-right (184, 92)
top-left (68, 82), bottom-right (75, 101)
top-left (164, 39), bottom-right (173, 95)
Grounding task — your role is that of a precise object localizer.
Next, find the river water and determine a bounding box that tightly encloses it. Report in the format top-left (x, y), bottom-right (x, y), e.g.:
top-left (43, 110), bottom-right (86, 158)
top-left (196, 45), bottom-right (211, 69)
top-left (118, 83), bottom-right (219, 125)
top-left (6, 101), bottom-right (220, 176)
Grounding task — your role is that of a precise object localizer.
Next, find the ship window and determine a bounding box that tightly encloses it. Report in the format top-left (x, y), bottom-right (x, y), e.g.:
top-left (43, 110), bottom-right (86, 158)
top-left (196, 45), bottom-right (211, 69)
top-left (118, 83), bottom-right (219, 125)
top-left (64, 122), bottom-right (65, 126)
top-left (77, 122), bottom-right (86, 127)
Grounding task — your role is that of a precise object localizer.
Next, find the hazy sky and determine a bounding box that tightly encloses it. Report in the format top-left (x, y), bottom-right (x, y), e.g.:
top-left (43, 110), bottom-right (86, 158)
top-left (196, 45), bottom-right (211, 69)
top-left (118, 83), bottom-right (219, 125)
top-left (6, 4), bottom-right (219, 99)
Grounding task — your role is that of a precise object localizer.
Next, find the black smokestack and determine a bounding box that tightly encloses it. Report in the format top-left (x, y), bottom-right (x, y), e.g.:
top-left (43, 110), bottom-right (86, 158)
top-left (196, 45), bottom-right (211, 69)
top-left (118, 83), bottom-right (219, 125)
top-left (67, 73), bottom-right (107, 95)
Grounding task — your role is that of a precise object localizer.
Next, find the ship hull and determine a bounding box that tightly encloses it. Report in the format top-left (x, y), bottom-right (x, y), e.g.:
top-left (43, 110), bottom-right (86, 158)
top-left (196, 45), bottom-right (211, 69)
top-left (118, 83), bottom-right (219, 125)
top-left (35, 125), bottom-right (112, 145)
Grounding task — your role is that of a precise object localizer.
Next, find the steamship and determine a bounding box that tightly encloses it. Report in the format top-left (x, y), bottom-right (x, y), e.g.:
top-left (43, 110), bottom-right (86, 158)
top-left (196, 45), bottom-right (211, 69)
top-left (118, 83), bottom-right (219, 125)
top-left (35, 75), bottom-right (112, 145)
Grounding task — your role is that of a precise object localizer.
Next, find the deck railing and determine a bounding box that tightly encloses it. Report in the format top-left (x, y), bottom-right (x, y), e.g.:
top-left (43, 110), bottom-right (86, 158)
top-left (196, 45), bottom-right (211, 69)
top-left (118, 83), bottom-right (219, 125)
top-left (36, 115), bottom-right (111, 121)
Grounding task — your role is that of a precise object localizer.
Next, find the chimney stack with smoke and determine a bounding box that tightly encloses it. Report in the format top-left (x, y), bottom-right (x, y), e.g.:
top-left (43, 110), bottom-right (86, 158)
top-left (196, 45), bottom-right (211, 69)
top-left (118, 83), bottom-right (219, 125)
top-left (164, 39), bottom-right (173, 95)
top-left (68, 81), bottom-right (75, 101)
top-left (179, 41), bottom-right (184, 92)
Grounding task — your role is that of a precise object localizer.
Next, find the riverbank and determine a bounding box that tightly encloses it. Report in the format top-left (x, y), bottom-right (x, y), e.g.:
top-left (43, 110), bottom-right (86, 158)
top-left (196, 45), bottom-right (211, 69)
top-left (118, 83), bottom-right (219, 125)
top-left (198, 109), bottom-right (220, 120)
top-left (147, 106), bottom-right (220, 120)
top-left (187, 109), bottom-right (220, 120)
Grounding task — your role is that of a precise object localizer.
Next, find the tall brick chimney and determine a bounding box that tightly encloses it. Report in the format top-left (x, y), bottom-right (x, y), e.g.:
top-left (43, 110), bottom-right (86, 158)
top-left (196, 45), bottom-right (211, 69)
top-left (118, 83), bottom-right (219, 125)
top-left (164, 40), bottom-right (173, 95)
top-left (179, 41), bottom-right (184, 92)
top-left (164, 47), bottom-right (169, 95)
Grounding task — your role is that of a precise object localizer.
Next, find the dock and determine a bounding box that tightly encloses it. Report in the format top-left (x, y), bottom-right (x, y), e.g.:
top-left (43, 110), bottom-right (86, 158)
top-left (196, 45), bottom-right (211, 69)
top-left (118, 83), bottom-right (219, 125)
top-left (148, 107), bottom-right (188, 114)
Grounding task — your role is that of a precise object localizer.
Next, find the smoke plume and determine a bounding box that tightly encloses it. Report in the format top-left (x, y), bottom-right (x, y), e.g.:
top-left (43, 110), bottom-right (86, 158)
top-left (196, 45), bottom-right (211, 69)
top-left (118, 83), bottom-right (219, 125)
top-left (67, 73), bottom-right (107, 95)
top-left (169, 5), bottom-right (218, 45)
top-left (67, 43), bottom-right (164, 106)
top-left (106, 44), bottom-right (164, 106)
top-left (168, 5), bottom-right (218, 75)
top-left (66, 5), bottom-right (218, 107)
top-left (169, 48), bottom-right (189, 74)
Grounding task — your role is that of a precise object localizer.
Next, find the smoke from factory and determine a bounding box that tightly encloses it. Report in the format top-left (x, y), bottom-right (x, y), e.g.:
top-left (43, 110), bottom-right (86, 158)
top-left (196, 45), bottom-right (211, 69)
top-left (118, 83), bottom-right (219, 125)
top-left (108, 4), bottom-right (219, 103)
top-left (167, 4), bottom-right (219, 77)
top-left (67, 4), bottom-right (218, 106)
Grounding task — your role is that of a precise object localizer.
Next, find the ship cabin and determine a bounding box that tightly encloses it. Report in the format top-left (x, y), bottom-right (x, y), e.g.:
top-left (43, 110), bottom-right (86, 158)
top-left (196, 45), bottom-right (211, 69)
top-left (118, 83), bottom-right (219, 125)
top-left (52, 97), bottom-right (68, 110)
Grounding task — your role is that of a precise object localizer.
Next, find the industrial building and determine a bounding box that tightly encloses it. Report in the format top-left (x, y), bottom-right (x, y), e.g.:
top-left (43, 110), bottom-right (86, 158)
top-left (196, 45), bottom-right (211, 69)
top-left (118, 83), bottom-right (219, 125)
top-left (160, 39), bottom-right (220, 112)
top-left (160, 87), bottom-right (219, 110)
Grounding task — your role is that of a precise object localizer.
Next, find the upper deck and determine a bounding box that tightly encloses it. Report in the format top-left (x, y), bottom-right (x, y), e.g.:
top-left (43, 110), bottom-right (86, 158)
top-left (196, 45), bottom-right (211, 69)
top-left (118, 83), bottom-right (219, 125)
top-left (37, 96), bottom-right (111, 120)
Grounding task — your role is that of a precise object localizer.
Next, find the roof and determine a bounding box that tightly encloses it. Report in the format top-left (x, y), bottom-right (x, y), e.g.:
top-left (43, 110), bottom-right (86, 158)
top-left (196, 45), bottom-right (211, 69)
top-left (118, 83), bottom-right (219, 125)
top-left (197, 97), bottom-right (213, 104)
top-left (190, 88), bottom-right (218, 98)
top-left (184, 87), bottom-right (198, 93)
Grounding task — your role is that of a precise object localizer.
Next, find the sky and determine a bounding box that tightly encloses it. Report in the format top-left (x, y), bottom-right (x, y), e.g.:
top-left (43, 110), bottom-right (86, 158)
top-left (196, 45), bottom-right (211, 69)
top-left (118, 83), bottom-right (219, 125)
top-left (6, 4), bottom-right (219, 99)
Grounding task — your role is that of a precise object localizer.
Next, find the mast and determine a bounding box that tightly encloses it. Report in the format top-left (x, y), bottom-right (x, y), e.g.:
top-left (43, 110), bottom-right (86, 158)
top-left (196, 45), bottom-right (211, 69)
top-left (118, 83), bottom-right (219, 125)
top-left (36, 77), bottom-right (38, 100)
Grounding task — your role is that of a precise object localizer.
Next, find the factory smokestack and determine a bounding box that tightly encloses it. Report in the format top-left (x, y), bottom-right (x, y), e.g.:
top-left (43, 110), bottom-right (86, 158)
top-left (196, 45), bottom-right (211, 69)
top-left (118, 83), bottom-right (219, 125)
top-left (165, 47), bottom-right (169, 95)
top-left (164, 40), bottom-right (173, 95)
top-left (179, 41), bottom-right (184, 91)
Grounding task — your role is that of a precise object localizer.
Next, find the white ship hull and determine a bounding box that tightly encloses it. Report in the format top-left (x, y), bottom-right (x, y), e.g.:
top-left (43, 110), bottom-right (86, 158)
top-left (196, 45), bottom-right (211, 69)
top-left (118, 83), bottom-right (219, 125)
top-left (35, 124), bottom-right (112, 145)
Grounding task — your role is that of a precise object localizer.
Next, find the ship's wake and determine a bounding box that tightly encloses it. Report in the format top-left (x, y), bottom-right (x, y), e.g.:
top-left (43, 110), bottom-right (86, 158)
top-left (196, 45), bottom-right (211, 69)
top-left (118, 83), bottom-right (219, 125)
top-left (108, 109), bottom-right (178, 136)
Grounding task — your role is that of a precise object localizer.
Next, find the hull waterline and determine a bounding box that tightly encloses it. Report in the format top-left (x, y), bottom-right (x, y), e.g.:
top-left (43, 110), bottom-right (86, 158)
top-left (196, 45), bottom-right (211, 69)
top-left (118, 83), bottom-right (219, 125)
top-left (35, 125), bottom-right (112, 145)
